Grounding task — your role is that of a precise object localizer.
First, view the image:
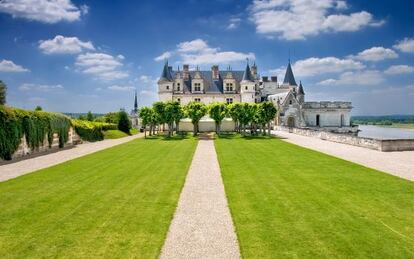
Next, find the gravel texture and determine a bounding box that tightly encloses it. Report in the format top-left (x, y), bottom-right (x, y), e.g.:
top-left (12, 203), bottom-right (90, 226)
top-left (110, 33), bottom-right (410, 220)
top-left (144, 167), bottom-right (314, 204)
top-left (272, 130), bottom-right (414, 181)
top-left (160, 139), bottom-right (240, 259)
top-left (0, 134), bottom-right (143, 182)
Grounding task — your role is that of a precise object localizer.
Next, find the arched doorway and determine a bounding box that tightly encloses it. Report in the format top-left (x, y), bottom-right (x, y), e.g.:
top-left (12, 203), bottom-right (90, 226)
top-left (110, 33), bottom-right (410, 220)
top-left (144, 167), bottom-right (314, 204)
top-left (287, 117), bottom-right (295, 128)
top-left (316, 114), bottom-right (320, 127)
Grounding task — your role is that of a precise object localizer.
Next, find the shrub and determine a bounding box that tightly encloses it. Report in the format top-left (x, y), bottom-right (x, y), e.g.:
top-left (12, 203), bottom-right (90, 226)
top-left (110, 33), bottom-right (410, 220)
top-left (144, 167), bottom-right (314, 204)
top-left (0, 106), bottom-right (71, 160)
top-left (118, 110), bottom-right (131, 134)
top-left (71, 119), bottom-right (116, 142)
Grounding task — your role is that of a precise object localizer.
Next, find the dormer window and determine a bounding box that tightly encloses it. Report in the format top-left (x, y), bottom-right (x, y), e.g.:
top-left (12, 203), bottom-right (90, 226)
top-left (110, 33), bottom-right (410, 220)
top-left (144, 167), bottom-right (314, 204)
top-left (289, 100), bottom-right (293, 105)
top-left (194, 83), bottom-right (201, 92)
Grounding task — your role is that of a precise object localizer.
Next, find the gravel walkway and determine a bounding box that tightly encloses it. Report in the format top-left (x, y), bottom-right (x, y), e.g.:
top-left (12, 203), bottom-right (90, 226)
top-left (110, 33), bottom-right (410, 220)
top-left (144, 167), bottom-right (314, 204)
top-left (160, 139), bottom-right (240, 259)
top-left (0, 134), bottom-right (143, 183)
top-left (272, 130), bottom-right (414, 181)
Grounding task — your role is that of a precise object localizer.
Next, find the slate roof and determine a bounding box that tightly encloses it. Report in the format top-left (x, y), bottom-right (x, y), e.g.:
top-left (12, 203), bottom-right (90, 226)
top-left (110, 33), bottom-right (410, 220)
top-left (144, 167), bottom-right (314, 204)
top-left (297, 81), bottom-right (305, 95)
top-left (159, 62), bottom-right (173, 82)
top-left (242, 63), bottom-right (254, 82)
top-left (283, 62), bottom-right (297, 86)
top-left (171, 70), bottom-right (246, 93)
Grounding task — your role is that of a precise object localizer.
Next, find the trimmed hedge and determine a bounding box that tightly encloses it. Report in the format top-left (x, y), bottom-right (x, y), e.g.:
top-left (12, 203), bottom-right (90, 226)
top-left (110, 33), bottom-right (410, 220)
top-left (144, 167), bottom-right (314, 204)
top-left (0, 105), bottom-right (71, 160)
top-left (71, 119), bottom-right (117, 142)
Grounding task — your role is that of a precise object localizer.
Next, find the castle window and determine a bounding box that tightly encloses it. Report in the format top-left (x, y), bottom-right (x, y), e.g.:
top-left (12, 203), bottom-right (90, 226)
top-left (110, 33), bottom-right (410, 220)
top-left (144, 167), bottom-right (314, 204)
top-left (194, 83), bottom-right (201, 92)
top-left (194, 98), bottom-right (201, 102)
top-left (166, 85), bottom-right (169, 90)
top-left (226, 98), bottom-right (233, 104)
top-left (177, 86), bottom-right (180, 91)
top-left (245, 86), bottom-right (248, 90)
top-left (177, 98), bottom-right (180, 103)
top-left (289, 100), bottom-right (293, 105)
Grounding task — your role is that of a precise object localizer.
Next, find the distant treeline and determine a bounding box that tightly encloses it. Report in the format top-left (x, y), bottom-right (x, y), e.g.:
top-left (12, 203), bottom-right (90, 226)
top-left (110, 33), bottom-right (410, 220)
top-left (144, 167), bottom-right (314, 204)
top-left (352, 115), bottom-right (414, 125)
top-left (64, 112), bottom-right (105, 119)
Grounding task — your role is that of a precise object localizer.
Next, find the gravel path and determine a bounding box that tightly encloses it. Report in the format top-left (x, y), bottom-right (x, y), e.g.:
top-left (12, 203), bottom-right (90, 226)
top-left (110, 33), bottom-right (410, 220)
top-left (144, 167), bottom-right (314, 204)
top-left (0, 134), bottom-right (143, 183)
top-left (160, 139), bottom-right (240, 259)
top-left (272, 130), bottom-right (414, 181)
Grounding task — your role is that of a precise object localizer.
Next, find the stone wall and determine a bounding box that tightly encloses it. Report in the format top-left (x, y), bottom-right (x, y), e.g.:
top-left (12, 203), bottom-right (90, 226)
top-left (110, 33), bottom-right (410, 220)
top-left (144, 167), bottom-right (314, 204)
top-left (5, 127), bottom-right (82, 161)
top-left (275, 126), bottom-right (414, 152)
top-left (178, 118), bottom-right (236, 132)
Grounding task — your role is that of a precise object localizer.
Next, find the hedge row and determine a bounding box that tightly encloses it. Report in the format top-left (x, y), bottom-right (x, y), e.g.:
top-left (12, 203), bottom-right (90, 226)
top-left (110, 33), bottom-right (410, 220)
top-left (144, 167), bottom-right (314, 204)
top-left (71, 119), bottom-right (117, 142)
top-left (0, 106), bottom-right (71, 160)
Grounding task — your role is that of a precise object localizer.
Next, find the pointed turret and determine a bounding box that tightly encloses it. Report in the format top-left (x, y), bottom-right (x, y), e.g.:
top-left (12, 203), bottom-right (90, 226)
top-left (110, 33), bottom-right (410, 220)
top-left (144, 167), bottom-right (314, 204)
top-left (158, 61), bottom-right (173, 82)
top-left (283, 61), bottom-right (297, 86)
top-left (242, 62), bottom-right (254, 82)
top-left (134, 90), bottom-right (138, 113)
top-left (297, 81), bottom-right (305, 104)
top-left (297, 81), bottom-right (305, 95)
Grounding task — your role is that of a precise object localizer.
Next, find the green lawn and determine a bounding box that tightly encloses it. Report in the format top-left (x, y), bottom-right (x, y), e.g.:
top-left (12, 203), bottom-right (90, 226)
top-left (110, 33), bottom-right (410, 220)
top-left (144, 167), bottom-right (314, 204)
top-left (103, 128), bottom-right (139, 139)
top-left (215, 135), bottom-right (414, 258)
top-left (0, 136), bottom-right (197, 258)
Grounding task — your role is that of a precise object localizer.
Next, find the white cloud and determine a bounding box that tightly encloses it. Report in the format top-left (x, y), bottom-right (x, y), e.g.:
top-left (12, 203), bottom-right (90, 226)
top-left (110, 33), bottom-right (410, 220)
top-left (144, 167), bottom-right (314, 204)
top-left (0, 0), bottom-right (87, 23)
top-left (140, 90), bottom-right (157, 97)
top-left (0, 59), bottom-right (29, 72)
top-left (349, 46), bottom-right (398, 62)
top-left (393, 38), bottom-right (414, 53)
top-left (317, 70), bottom-right (384, 86)
top-left (139, 75), bottom-right (156, 84)
top-left (19, 83), bottom-right (64, 91)
top-left (75, 53), bottom-right (128, 81)
top-left (227, 18), bottom-right (241, 30)
top-left (107, 85), bottom-right (135, 91)
top-left (39, 35), bottom-right (95, 54)
top-left (177, 39), bottom-right (212, 53)
top-left (249, 0), bottom-right (383, 40)
top-left (269, 57), bottom-right (364, 79)
top-left (384, 65), bottom-right (414, 75)
top-left (154, 51), bottom-right (172, 62)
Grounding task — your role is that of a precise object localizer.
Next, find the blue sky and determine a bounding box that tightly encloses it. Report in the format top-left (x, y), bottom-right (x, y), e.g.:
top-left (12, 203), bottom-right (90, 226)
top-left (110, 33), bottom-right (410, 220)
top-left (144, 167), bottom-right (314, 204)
top-left (1, 0), bottom-right (414, 115)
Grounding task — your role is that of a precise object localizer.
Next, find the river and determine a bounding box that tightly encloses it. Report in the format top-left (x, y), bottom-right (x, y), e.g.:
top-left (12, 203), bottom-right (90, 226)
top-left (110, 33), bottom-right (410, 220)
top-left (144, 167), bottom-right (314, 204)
top-left (357, 125), bottom-right (414, 140)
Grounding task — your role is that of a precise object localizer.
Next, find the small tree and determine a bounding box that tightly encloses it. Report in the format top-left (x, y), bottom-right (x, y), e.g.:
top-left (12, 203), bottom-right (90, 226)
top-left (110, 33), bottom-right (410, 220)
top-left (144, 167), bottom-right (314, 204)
top-left (227, 103), bottom-right (242, 133)
top-left (260, 101), bottom-right (277, 135)
top-left (34, 106), bottom-right (42, 111)
top-left (239, 103), bottom-right (257, 135)
top-left (0, 80), bottom-right (6, 105)
top-left (118, 110), bottom-right (131, 134)
top-left (86, 111), bottom-right (94, 121)
top-left (153, 101), bottom-right (166, 133)
top-left (208, 103), bottom-right (227, 134)
top-left (139, 107), bottom-right (154, 138)
top-left (185, 102), bottom-right (207, 136)
top-left (173, 102), bottom-right (184, 133)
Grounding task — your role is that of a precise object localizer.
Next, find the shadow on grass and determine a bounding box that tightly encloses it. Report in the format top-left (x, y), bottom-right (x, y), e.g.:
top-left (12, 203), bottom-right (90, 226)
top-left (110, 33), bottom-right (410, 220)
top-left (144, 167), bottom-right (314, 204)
top-left (142, 132), bottom-right (196, 141)
top-left (216, 132), bottom-right (280, 140)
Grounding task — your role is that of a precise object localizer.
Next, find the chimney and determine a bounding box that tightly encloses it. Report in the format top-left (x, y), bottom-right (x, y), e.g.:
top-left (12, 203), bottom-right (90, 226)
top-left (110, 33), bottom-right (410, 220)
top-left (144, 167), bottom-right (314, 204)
top-left (212, 65), bottom-right (219, 80)
top-left (271, 76), bottom-right (277, 82)
top-left (262, 76), bottom-right (268, 82)
top-left (183, 64), bottom-right (189, 80)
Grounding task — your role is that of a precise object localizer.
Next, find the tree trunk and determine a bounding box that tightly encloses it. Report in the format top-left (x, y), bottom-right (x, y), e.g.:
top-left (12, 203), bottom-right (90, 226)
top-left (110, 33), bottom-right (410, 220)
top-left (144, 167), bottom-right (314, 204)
top-left (193, 123), bottom-right (197, 136)
top-left (149, 125), bottom-right (152, 136)
top-left (175, 120), bottom-right (180, 134)
top-left (218, 122), bottom-right (221, 135)
top-left (144, 127), bottom-right (147, 138)
top-left (268, 122), bottom-right (271, 135)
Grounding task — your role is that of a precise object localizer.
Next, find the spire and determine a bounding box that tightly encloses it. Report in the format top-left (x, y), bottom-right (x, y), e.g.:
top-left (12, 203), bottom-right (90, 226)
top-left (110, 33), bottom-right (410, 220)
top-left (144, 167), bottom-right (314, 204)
top-left (242, 61), bottom-right (254, 82)
top-left (283, 61), bottom-right (297, 86)
top-left (298, 81), bottom-right (305, 95)
top-left (134, 90), bottom-right (138, 112)
top-left (159, 60), bottom-right (173, 82)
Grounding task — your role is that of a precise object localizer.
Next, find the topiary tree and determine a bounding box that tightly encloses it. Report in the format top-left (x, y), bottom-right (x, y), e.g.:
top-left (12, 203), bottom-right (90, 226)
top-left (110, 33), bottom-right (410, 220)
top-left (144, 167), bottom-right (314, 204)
top-left (164, 101), bottom-right (182, 136)
top-left (227, 102), bottom-right (242, 133)
top-left (139, 107), bottom-right (154, 138)
top-left (239, 103), bottom-right (257, 136)
top-left (118, 110), bottom-right (131, 134)
top-left (153, 101), bottom-right (166, 133)
top-left (0, 80), bottom-right (6, 105)
top-left (86, 111), bottom-right (94, 121)
top-left (208, 103), bottom-right (227, 134)
top-left (173, 102), bottom-right (184, 133)
top-left (260, 101), bottom-right (277, 135)
top-left (184, 101), bottom-right (207, 136)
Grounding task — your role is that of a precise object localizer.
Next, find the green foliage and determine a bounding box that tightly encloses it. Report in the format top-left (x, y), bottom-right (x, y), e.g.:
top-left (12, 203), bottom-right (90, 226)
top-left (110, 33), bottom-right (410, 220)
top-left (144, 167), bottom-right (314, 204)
top-left (0, 106), bottom-right (71, 160)
top-left (86, 111), bottom-right (94, 121)
top-left (208, 103), bottom-right (227, 133)
top-left (153, 101), bottom-right (166, 125)
top-left (257, 102), bottom-right (277, 135)
top-left (34, 106), bottom-right (42, 111)
top-left (139, 107), bottom-right (156, 138)
top-left (351, 115), bottom-right (414, 125)
top-left (103, 112), bottom-right (120, 124)
top-left (164, 101), bottom-right (182, 136)
top-left (72, 119), bottom-right (116, 142)
top-left (184, 102), bottom-right (207, 135)
top-left (0, 80), bottom-right (6, 105)
top-left (118, 110), bottom-right (131, 134)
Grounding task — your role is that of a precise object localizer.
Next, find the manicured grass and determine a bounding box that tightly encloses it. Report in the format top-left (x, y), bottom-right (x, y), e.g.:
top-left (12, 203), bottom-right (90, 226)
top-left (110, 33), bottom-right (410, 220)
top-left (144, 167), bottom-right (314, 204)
top-left (215, 135), bottom-right (414, 258)
top-left (0, 136), bottom-right (197, 258)
top-left (103, 128), bottom-right (139, 139)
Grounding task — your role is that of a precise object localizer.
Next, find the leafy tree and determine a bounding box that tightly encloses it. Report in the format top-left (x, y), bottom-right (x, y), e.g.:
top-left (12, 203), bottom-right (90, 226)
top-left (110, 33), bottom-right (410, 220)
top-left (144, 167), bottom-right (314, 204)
top-left (153, 101), bottom-right (166, 133)
top-left (227, 103), bottom-right (243, 133)
top-left (184, 101), bottom-right (207, 136)
top-left (164, 101), bottom-right (183, 136)
top-left (118, 110), bottom-right (131, 134)
top-left (139, 107), bottom-right (154, 138)
top-left (239, 103), bottom-right (257, 135)
top-left (173, 102), bottom-right (184, 133)
top-left (35, 106), bottom-right (42, 111)
top-left (260, 101), bottom-right (277, 135)
top-left (208, 103), bottom-right (227, 134)
top-left (0, 80), bottom-right (6, 105)
top-left (78, 114), bottom-right (86, 120)
top-left (86, 111), bottom-right (94, 121)
top-left (104, 112), bottom-right (120, 124)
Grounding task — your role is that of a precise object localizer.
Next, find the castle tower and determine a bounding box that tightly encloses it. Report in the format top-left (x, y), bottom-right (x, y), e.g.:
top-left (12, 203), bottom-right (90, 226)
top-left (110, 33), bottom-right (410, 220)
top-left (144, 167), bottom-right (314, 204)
top-left (282, 60), bottom-right (297, 87)
top-left (133, 90), bottom-right (138, 113)
top-left (240, 62), bottom-right (256, 103)
top-left (157, 60), bottom-right (173, 102)
top-left (297, 81), bottom-right (305, 104)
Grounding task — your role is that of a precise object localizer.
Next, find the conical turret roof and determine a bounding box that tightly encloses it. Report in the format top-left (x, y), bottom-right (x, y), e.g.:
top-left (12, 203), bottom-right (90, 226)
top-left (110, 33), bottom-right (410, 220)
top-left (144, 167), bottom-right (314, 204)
top-left (283, 61), bottom-right (297, 86)
top-left (297, 81), bottom-right (305, 95)
top-left (159, 61), bottom-right (173, 82)
top-left (242, 63), bottom-right (254, 82)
